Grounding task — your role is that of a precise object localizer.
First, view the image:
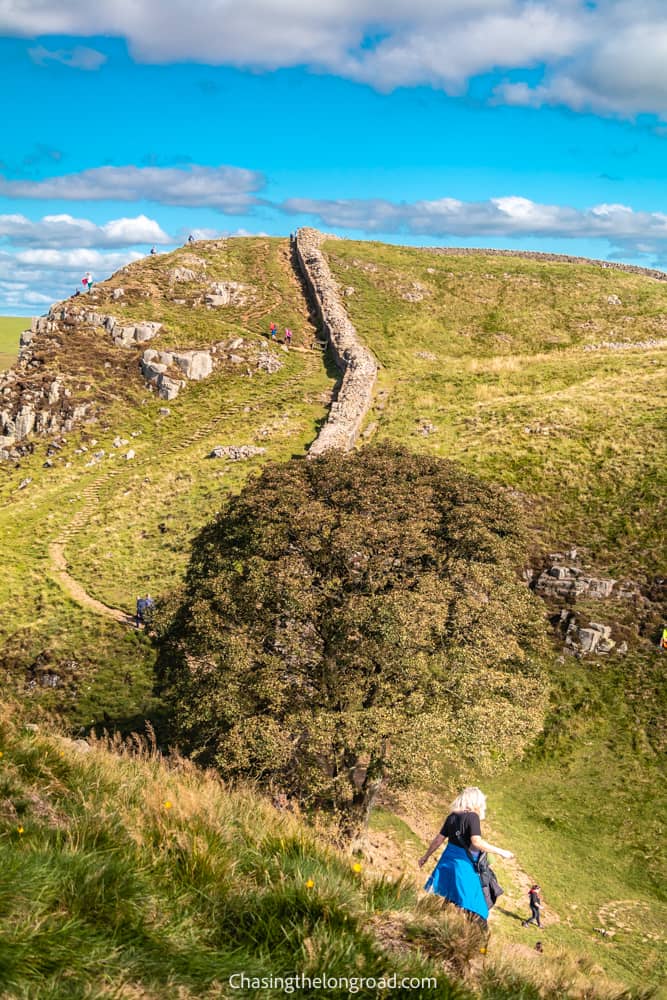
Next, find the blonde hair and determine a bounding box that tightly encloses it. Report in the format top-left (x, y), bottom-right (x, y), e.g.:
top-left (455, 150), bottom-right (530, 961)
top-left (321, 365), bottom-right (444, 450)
top-left (450, 786), bottom-right (487, 820)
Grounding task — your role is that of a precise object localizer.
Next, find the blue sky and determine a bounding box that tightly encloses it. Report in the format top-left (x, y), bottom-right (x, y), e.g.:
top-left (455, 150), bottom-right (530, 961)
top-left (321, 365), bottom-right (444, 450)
top-left (2, 0), bottom-right (667, 313)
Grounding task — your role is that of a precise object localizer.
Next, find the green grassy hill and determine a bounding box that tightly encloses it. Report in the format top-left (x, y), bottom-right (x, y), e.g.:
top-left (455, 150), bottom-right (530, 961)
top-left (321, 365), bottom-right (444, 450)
top-left (0, 316), bottom-right (25, 369)
top-left (1, 236), bottom-right (665, 996)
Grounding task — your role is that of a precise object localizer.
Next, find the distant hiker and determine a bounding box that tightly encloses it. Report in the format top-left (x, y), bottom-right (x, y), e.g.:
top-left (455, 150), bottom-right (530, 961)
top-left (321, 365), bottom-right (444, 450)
top-left (660, 625), bottom-right (667, 650)
top-left (269, 322), bottom-right (277, 340)
top-left (82, 272), bottom-right (93, 291)
top-left (522, 885), bottom-right (542, 928)
top-left (74, 289), bottom-right (80, 297)
top-left (150, 246), bottom-right (157, 256)
top-left (284, 328), bottom-right (292, 346)
top-left (135, 593), bottom-right (155, 628)
top-left (188, 234), bottom-right (195, 244)
top-left (419, 787), bottom-right (514, 930)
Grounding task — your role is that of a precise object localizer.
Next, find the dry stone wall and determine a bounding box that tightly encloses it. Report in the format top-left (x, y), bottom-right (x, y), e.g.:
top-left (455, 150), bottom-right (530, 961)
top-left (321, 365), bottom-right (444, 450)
top-left (294, 228), bottom-right (378, 456)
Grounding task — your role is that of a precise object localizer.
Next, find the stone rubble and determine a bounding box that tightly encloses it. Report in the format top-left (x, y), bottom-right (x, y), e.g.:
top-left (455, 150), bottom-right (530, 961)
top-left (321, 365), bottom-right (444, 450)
top-left (209, 445), bottom-right (267, 460)
top-left (583, 338), bottom-right (667, 352)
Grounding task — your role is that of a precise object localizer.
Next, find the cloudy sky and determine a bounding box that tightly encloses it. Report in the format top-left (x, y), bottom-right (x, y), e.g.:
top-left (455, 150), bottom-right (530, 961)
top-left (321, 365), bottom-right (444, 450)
top-left (2, 0), bottom-right (667, 312)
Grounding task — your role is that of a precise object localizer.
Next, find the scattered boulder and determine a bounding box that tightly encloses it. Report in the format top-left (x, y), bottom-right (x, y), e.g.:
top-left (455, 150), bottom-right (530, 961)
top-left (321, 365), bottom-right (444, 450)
top-left (606, 294), bottom-right (622, 305)
top-left (156, 375), bottom-right (183, 401)
top-left (125, 449), bottom-right (135, 460)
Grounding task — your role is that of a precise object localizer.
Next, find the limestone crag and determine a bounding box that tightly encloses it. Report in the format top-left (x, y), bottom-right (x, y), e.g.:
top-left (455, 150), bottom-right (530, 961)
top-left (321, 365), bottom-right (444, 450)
top-left (295, 228), bottom-right (378, 457)
top-left (534, 562), bottom-right (640, 601)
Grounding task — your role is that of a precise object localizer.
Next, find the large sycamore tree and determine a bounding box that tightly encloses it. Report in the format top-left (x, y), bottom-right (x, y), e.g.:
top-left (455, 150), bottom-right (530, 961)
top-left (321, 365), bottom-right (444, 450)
top-left (155, 445), bottom-right (548, 835)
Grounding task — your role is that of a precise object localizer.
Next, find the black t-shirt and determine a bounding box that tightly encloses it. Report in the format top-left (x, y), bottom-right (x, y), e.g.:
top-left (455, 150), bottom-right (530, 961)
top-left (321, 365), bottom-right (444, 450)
top-left (440, 810), bottom-right (481, 849)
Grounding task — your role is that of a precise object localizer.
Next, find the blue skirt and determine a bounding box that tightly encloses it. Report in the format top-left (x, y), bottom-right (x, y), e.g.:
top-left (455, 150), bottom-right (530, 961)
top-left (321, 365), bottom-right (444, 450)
top-left (424, 843), bottom-right (489, 920)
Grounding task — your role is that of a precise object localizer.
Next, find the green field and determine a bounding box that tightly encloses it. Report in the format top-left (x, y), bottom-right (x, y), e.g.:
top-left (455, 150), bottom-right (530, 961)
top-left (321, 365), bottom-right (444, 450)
top-left (0, 316), bottom-right (25, 369)
top-left (1, 237), bottom-right (665, 996)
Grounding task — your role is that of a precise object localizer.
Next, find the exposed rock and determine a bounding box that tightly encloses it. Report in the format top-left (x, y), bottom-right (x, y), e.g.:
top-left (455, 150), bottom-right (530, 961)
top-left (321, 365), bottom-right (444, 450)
top-left (125, 449), bottom-right (135, 460)
top-left (204, 281), bottom-right (249, 307)
top-left (171, 350), bottom-right (214, 381)
top-left (535, 564), bottom-right (616, 599)
top-left (156, 375), bottom-right (183, 400)
top-left (606, 294), bottom-right (622, 305)
top-left (18, 477), bottom-right (32, 490)
top-left (415, 351), bottom-right (438, 360)
top-left (209, 445), bottom-right (266, 460)
top-left (256, 352), bottom-right (283, 374)
top-left (112, 288), bottom-right (125, 300)
top-left (15, 406), bottom-right (36, 440)
top-left (565, 619), bottom-right (616, 655)
top-left (159, 407), bottom-right (171, 416)
top-left (169, 267), bottom-right (202, 283)
top-left (113, 436), bottom-right (129, 448)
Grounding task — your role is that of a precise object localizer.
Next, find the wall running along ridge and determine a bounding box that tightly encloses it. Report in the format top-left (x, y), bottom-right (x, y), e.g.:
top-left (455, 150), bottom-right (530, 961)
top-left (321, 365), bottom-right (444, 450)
top-left (294, 228), bottom-right (378, 456)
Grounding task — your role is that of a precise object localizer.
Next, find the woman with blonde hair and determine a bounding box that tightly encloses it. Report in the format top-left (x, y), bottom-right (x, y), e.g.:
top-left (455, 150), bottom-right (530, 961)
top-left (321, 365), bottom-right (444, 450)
top-left (418, 786), bottom-right (514, 927)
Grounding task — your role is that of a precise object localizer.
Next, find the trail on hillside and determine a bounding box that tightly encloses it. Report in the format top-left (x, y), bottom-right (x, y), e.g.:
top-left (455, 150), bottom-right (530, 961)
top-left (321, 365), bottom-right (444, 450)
top-left (44, 238), bottom-right (333, 627)
top-left (369, 789), bottom-right (560, 928)
top-left (49, 540), bottom-right (134, 625)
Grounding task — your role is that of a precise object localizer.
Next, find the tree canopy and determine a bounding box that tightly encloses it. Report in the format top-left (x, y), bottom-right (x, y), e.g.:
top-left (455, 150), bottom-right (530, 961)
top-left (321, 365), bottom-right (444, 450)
top-left (155, 445), bottom-right (549, 833)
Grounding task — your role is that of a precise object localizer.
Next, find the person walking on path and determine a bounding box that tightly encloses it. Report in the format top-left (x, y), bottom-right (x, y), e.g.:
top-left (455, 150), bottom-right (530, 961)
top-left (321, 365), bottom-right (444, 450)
top-left (418, 787), bottom-right (514, 929)
top-left (269, 322), bottom-right (277, 340)
top-left (523, 885), bottom-right (542, 928)
top-left (284, 328), bottom-right (292, 347)
top-left (82, 272), bottom-right (93, 292)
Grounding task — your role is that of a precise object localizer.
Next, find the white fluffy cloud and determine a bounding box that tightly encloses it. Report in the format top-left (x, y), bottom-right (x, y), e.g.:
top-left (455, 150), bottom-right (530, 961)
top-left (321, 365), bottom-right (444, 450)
top-left (0, 247), bottom-right (145, 312)
top-left (282, 194), bottom-right (667, 254)
top-left (0, 165), bottom-right (265, 213)
top-left (4, 1), bottom-right (667, 116)
top-left (0, 213), bottom-right (170, 248)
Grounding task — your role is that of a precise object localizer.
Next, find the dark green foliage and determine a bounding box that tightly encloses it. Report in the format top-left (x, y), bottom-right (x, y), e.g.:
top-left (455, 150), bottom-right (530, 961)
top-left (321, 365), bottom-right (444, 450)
top-left (156, 446), bottom-right (549, 830)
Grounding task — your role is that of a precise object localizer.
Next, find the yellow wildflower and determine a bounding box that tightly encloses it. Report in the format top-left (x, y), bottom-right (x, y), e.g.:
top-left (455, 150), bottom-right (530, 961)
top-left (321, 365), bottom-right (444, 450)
top-left (17, 827), bottom-right (24, 835)
top-left (305, 879), bottom-right (315, 889)
top-left (352, 862), bottom-right (362, 873)
top-left (164, 800), bottom-right (173, 810)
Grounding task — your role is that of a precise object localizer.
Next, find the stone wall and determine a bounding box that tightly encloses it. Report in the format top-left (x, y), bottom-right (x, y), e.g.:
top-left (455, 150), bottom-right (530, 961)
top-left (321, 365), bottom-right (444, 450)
top-left (294, 228), bottom-right (378, 456)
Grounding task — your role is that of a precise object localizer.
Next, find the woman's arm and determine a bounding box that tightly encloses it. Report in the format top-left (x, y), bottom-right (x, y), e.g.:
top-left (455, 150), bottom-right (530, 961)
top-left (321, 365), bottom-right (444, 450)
top-left (470, 834), bottom-right (514, 860)
top-left (418, 833), bottom-right (445, 868)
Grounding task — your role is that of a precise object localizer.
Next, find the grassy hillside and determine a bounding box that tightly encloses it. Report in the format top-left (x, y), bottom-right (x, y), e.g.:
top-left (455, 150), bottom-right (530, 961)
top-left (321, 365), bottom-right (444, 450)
top-left (324, 240), bottom-right (665, 576)
top-left (324, 239), bottom-right (666, 995)
top-left (0, 238), bottom-right (336, 728)
top-left (0, 316), bottom-right (25, 369)
top-left (0, 705), bottom-right (652, 1000)
top-left (1, 236), bottom-right (665, 996)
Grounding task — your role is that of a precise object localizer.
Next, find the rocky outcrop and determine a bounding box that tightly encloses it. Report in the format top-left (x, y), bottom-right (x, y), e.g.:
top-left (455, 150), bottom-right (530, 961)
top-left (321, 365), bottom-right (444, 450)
top-left (294, 228), bottom-right (378, 456)
top-left (534, 559), bottom-right (639, 602)
top-left (204, 281), bottom-right (250, 307)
